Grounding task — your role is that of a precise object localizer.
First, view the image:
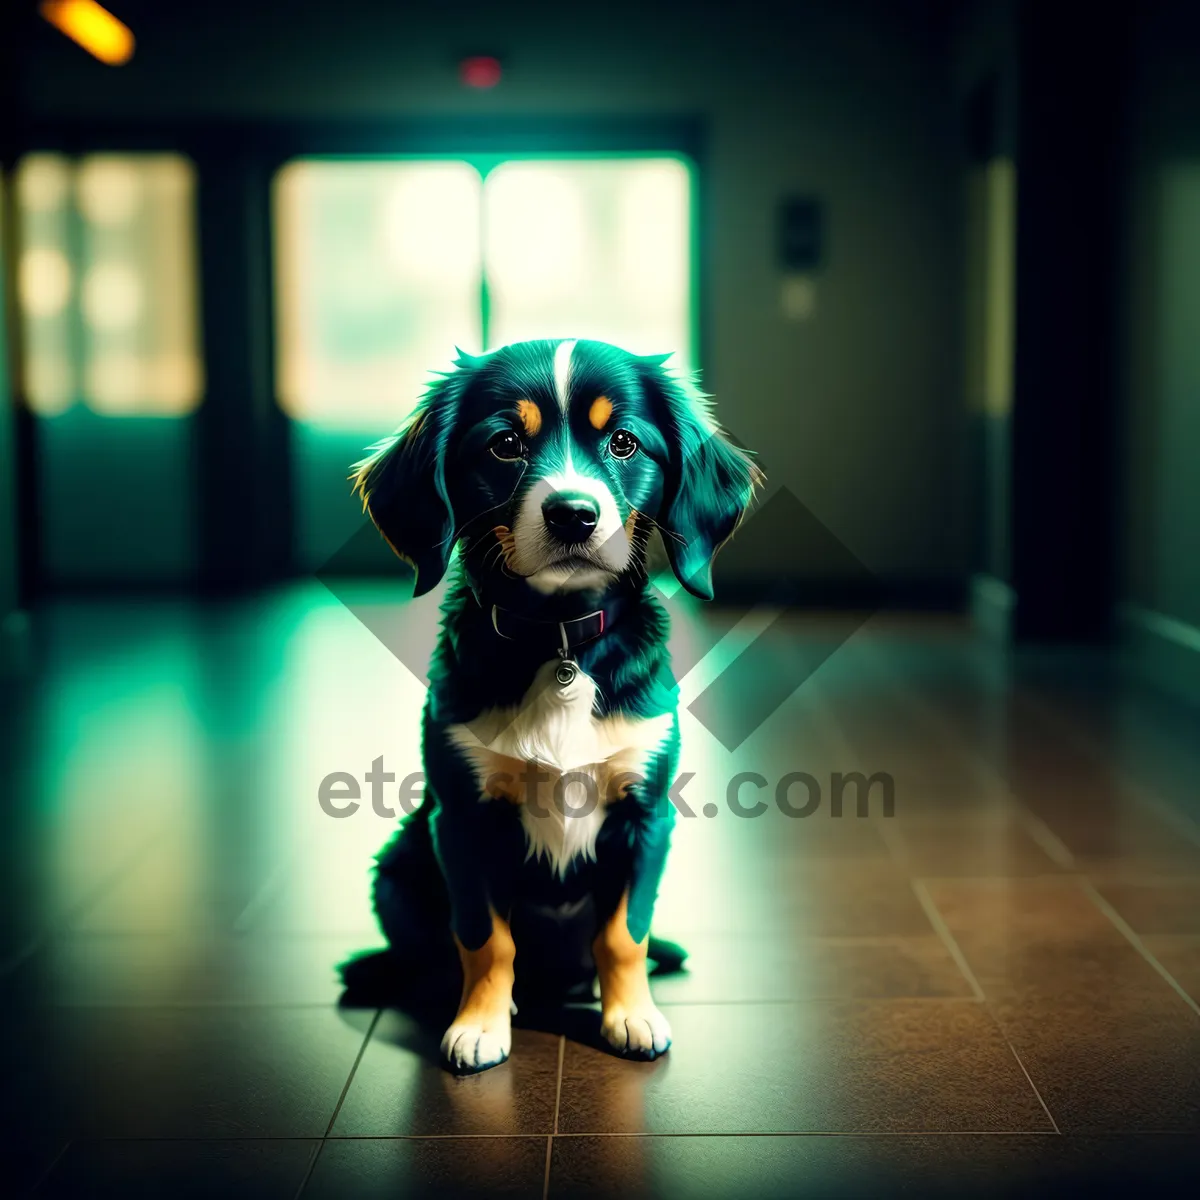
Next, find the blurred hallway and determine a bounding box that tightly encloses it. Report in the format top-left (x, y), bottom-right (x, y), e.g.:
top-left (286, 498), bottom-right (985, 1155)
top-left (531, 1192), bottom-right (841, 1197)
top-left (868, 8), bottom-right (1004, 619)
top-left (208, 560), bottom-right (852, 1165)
top-left (1, 588), bottom-right (1199, 1195)
top-left (3, 1), bottom-right (1200, 1196)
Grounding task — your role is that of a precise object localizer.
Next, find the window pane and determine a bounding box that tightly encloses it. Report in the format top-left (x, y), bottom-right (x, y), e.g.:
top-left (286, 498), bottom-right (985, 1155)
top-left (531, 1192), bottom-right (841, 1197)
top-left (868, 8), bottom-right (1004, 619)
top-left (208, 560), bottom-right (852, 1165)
top-left (77, 155), bottom-right (203, 415)
top-left (484, 157), bottom-right (693, 368)
top-left (16, 154), bottom-right (75, 414)
top-left (273, 159), bottom-right (483, 427)
top-left (15, 153), bottom-right (202, 416)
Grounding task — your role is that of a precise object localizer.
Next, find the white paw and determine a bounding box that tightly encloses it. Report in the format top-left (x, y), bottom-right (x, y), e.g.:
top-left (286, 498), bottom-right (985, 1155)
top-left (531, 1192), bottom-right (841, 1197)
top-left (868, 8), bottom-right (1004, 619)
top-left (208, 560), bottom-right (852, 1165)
top-left (440, 1019), bottom-right (512, 1073)
top-left (600, 1005), bottom-right (672, 1060)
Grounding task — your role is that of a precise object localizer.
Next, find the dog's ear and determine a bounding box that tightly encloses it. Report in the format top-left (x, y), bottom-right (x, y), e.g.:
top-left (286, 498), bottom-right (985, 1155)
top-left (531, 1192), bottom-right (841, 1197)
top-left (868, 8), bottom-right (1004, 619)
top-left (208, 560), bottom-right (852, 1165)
top-left (351, 354), bottom-right (475, 596)
top-left (636, 355), bottom-right (763, 601)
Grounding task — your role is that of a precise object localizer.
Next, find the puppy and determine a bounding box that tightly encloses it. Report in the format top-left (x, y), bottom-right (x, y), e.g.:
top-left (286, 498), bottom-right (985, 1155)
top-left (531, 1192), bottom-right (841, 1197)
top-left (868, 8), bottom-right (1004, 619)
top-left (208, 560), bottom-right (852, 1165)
top-left (354, 338), bottom-right (759, 1073)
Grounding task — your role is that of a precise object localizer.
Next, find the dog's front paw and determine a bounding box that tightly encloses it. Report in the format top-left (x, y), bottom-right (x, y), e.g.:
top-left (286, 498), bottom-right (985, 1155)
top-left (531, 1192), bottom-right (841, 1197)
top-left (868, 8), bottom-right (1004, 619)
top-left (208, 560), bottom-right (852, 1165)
top-left (600, 1003), bottom-right (671, 1060)
top-left (441, 1019), bottom-right (512, 1074)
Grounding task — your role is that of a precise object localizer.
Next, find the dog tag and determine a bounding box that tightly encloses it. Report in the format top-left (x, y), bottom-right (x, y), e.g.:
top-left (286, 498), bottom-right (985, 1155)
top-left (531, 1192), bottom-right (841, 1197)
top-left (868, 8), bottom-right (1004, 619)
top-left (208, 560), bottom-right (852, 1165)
top-left (555, 658), bottom-right (578, 686)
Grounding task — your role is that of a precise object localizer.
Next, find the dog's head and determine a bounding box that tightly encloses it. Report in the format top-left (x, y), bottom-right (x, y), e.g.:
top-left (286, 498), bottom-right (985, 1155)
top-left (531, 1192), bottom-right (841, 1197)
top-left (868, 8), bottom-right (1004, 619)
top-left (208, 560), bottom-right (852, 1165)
top-left (353, 339), bottom-right (761, 602)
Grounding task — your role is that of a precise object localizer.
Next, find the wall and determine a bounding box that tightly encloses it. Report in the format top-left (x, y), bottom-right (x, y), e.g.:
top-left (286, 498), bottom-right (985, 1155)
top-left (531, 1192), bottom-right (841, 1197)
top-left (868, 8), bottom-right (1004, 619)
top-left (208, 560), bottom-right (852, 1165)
top-left (954, 0), bottom-right (1129, 644)
top-left (2, 5), bottom-right (24, 658)
top-left (0, 176), bottom-right (18, 653)
top-left (14, 0), bottom-right (963, 592)
top-left (950, 0), bottom-right (1017, 637)
top-left (1118, 0), bottom-right (1200, 692)
top-left (1120, 0), bottom-right (1200, 629)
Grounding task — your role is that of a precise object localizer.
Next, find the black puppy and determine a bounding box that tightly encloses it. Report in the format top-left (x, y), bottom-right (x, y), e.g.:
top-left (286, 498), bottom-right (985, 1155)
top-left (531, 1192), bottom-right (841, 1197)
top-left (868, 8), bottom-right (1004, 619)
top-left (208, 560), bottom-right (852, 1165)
top-left (354, 338), bottom-right (759, 1073)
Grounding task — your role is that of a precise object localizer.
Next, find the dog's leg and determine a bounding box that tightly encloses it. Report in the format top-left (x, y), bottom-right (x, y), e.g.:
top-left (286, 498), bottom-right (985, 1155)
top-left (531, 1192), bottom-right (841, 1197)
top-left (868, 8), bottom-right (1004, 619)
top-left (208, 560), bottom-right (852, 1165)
top-left (593, 889), bottom-right (672, 1060)
top-left (441, 908), bottom-right (516, 1073)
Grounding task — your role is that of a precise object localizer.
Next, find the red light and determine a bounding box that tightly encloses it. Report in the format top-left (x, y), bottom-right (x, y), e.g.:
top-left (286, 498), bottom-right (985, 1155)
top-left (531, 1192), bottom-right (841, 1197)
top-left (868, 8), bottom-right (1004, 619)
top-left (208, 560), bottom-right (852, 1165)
top-left (460, 56), bottom-right (502, 89)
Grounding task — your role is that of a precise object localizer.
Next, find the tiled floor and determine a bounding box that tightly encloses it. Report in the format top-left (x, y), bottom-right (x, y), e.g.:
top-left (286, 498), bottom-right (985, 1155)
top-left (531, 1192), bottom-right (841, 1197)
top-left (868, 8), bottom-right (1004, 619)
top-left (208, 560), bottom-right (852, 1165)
top-left (2, 585), bottom-right (1200, 1196)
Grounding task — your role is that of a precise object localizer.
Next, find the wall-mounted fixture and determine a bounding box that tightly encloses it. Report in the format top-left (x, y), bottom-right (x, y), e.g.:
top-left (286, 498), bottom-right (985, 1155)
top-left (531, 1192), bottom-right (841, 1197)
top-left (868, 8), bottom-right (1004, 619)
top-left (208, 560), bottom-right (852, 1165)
top-left (778, 196), bottom-right (823, 271)
top-left (777, 195), bottom-right (823, 322)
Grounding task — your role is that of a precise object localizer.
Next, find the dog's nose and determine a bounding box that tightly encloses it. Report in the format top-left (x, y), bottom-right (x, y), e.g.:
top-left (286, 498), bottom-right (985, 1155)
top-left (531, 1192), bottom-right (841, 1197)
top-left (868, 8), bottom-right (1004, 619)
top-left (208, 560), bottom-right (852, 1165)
top-left (542, 492), bottom-right (599, 544)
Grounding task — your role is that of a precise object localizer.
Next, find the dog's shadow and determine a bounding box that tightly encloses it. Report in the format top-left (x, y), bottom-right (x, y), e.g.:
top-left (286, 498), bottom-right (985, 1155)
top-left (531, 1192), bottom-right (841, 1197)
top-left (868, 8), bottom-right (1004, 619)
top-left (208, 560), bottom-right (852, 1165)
top-left (335, 940), bottom-right (688, 1070)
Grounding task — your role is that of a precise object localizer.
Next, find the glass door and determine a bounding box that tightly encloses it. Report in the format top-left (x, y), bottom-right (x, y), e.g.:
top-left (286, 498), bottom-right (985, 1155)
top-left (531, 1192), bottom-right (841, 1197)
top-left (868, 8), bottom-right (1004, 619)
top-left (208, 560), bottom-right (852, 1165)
top-left (270, 153), bottom-right (696, 572)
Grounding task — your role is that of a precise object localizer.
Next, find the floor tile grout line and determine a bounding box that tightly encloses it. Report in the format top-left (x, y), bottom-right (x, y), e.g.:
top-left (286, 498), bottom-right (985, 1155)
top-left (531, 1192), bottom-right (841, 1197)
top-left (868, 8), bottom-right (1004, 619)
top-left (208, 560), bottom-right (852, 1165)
top-left (858, 644), bottom-right (1081, 875)
top-left (42, 1001), bottom-right (372, 1012)
top-left (289, 1141), bottom-right (325, 1200)
top-left (541, 1134), bottom-right (553, 1200)
top-left (542, 1035), bottom-right (566, 1200)
top-left (553, 1035), bottom-right (565, 1134)
top-left (33, 1131), bottom-right (1098, 1143)
top-left (802, 668), bottom-right (992, 1007)
top-left (322, 1008), bottom-right (382, 1137)
top-left (27, 1138), bottom-right (71, 1197)
top-left (543, 1129), bottom-right (1067, 1138)
top-left (1013, 810), bottom-right (1077, 870)
top-left (666, 933), bottom-right (1019, 948)
top-left (909, 880), bottom-right (986, 1003)
top-left (884, 873), bottom-right (1079, 885)
top-left (985, 1009), bottom-right (1062, 1135)
top-left (881, 626), bottom-right (1200, 1108)
top-left (38, 995), bottom-right (992, 1012)
top-left (862, 635), bottom-right (1198, 999)
top-left (291, 1007), bottom-right (382, 1199)
top-left (1079, 881), bottom-right (1200, 1019)
top-left (48, 1137), bottom-right (335, 1143)
top-left (799, 669), bottom-right (912, 866)
top-left (648, 996), bottom-right (985, 1007)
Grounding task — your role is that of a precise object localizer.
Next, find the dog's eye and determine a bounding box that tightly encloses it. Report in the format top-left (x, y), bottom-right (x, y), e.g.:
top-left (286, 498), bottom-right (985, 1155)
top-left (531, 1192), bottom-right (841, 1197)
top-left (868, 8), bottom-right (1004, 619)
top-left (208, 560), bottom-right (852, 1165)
top-left (608, 429), bottom-right (638, 460)
top-left (488, 430), bottom-right (526, 462)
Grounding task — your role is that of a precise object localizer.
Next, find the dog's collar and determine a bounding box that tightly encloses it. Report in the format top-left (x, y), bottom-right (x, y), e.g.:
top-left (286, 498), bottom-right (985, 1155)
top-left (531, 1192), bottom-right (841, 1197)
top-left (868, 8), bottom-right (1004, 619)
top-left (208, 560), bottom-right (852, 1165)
top-left (488, 597), bottom-right (624, 658)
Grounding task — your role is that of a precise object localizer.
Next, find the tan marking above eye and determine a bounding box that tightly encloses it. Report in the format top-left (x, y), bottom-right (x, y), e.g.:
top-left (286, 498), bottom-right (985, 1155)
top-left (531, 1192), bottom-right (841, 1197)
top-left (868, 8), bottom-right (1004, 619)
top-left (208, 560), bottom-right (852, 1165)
top-left (516, 398), bottom-right (542, 437)
top-left (589, 395), bottom-right (613, 430)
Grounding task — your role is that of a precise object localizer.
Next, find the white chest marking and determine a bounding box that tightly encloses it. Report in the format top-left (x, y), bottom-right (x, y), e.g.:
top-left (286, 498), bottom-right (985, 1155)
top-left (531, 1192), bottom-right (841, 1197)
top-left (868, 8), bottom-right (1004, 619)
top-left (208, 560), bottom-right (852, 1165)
top-left (448, 659), bottom-right (672, 877)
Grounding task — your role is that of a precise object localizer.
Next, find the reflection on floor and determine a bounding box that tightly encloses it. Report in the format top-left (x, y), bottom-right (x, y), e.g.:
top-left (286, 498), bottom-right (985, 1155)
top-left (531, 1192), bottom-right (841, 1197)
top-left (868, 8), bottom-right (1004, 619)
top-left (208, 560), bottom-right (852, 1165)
top-left (2, 583), bottom-right (1199, 1197)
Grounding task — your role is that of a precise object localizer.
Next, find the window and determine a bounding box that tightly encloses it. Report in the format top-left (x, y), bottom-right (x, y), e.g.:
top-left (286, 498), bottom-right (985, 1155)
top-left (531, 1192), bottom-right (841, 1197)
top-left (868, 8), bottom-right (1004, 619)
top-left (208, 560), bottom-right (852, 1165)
top-left (273, 160), bottom-right (484, 428)
top-left (272, 154), bottom-right (694, 428)
top-left (15, 153), bottom-right (203, 416)
top-left (484, 157), bottom-right (692, 368)
top-left (271, 153), bottom-right (695, 569)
